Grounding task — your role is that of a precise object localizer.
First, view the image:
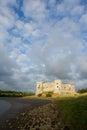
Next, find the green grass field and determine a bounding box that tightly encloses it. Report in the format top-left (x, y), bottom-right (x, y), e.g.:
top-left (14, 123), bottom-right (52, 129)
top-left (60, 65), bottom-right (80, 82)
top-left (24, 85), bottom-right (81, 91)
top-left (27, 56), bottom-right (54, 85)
top-left (54, 95), bottom-right (87, 130)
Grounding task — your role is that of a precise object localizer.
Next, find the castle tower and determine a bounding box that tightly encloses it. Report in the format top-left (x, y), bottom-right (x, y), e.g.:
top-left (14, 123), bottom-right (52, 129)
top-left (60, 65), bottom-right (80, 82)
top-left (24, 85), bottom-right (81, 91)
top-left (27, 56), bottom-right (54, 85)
top-left (36, 82), bottom-right (43, 95)
top-left (54, 80), bottom-right (62, 94)
top-left (70, 84), bottom-right (75, 94)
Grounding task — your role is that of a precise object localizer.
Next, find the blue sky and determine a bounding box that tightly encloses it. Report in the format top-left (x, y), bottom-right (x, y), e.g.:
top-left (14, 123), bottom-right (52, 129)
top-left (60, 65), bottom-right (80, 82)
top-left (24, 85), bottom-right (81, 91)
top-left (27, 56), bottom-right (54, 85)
top-left (0, 0), bottom-right (87, 92)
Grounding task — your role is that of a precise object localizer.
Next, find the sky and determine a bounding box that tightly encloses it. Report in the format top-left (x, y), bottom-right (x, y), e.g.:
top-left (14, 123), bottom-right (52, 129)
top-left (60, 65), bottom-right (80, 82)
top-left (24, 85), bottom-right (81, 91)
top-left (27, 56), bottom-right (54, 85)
top-left (0, 0), bottom-right (87, 92)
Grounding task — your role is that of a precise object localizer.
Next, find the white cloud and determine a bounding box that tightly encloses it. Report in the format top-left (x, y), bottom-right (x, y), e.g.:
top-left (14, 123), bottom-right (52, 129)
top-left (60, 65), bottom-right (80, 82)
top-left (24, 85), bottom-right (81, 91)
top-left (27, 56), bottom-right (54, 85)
top-left (71, 5), bottom-right (84, 16)
top-left (57, 0), bottom-right (84, 17)
top-left (28, 15), bottom-right (86, 90)
top-left (22, 0), bottom-right (46, 21)
top-left (76, 56), bottom-right (87, 79)
top-left (0, 0), bottom-right (87, 92)
top-left (0, 43), bottom-right (19, 89)
top-left (0, 27), bottom-right (9, 42)
top-left (80, 13), bottom-right (87, 29)
top-left (0, 0), bottom-right (16, 6)
top-left (0, 2), bottom-right (17, 29)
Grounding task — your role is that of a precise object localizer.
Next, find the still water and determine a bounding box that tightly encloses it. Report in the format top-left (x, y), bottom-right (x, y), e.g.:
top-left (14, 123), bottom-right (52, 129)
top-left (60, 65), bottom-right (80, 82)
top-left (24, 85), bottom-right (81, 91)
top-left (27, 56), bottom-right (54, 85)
top-left (0, 100), bottom-right (11, 115)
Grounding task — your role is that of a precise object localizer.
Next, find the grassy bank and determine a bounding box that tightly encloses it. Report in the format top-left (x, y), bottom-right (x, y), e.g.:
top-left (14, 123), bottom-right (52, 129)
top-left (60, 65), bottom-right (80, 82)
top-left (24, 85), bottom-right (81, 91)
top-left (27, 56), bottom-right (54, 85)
top-left (54, 95), bottom-right (87, 130)
top-left (0, 90), bottom-right (34, 97)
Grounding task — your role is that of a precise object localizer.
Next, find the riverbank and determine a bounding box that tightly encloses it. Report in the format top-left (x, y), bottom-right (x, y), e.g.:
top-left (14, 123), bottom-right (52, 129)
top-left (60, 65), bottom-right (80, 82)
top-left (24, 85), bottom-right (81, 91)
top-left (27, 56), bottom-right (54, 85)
top-left (0, 97), bottom-right (51, 129)
top-left (6, 103), bottom-right (63, 130)
top-left (1, 95), bottom-right (87, 130)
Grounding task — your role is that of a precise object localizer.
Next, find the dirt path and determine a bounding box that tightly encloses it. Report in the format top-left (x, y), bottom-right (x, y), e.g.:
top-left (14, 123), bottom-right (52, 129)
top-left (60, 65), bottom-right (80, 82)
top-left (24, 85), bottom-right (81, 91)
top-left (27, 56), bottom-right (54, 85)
top-left (0, 97), bottom-right (51, 129)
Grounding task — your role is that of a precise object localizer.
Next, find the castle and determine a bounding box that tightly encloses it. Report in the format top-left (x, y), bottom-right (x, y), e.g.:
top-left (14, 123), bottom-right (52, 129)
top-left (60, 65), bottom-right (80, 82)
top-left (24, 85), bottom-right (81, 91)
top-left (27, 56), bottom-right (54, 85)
top-left (36, 80), bottom-right (75, 95)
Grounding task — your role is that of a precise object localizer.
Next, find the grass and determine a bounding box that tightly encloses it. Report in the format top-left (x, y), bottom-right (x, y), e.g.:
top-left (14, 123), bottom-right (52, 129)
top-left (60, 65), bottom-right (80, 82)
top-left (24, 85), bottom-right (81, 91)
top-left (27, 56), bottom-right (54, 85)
top-left (54, 95), bottom-right (87, 130)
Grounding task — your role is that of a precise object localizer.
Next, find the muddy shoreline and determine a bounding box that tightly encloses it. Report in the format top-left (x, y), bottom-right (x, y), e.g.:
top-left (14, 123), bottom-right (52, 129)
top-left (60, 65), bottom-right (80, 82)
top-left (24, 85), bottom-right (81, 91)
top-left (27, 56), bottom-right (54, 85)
top-left (0, 97), bottom-right (51, 129)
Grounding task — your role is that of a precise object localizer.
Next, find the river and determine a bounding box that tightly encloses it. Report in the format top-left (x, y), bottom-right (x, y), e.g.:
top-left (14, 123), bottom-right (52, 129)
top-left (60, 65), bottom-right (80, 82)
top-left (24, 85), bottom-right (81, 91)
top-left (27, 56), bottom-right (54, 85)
top-left (0, 100), bottom-right (11, 116)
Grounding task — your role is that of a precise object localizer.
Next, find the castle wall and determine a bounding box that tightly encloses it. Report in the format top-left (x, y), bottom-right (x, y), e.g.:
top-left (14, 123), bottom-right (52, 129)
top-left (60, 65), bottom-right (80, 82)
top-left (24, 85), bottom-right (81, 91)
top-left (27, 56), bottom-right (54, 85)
top-left (36, 82), bottom-right (43, 95)
top-left (43, 82), bottom-right (54, 92)
top-left (53, 80), bottom-right (63, 94)
top-left (61, 84), bottom-right (75, 94)
top-left (36, 80), bottom-right (75, 95)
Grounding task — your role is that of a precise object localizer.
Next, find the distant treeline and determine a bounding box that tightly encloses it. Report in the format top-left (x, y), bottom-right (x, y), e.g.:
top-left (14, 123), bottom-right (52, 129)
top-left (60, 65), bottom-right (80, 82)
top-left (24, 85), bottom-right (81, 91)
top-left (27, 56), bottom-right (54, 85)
top-left (77, 88), bottom-right (87, 94)
top-left (0, 90), bottom-right (35, 97)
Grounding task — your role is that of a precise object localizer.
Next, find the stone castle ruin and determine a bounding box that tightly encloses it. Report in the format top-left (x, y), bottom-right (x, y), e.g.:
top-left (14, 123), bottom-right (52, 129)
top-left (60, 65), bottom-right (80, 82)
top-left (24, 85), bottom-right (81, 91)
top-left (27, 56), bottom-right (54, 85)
top-left (36, 80), bottom-right (75, 95)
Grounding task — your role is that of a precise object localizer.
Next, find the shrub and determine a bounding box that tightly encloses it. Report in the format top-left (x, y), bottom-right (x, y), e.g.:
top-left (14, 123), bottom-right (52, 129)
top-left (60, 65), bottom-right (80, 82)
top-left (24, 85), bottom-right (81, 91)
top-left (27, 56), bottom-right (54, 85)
top-left (46, 92), bottom-right (53, 97)
top-left (38, 93), bottom-right (42, 97)
top-left (77, 88), bottom-right (87, 94)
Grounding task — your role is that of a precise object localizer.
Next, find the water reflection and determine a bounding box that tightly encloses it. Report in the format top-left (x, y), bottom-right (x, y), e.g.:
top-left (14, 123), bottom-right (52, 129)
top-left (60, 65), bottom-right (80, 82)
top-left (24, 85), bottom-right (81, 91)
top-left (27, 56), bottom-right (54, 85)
top-left (0, 100), bottom-right (11, 115)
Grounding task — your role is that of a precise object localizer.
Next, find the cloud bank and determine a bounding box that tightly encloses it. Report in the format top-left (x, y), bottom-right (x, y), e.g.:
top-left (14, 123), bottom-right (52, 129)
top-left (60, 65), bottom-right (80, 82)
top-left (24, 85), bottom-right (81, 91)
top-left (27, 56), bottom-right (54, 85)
top-left (0, 0), bottom-right (87, 91)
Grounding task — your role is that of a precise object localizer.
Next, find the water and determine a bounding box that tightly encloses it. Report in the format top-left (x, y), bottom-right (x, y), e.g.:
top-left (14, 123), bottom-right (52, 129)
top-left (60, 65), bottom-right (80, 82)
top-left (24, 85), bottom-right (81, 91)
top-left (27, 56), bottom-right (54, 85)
top-left (0, 100), bottom-right (11, 115)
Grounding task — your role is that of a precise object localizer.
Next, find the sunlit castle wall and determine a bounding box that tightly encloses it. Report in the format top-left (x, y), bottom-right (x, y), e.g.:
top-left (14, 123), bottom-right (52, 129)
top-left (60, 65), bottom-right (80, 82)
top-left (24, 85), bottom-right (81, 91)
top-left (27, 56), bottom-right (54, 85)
top-left (54, 80), bottom-right (62, 94)
top-left (43, 82), bottom-right (54, 92)
top-left (61, 84), bottom-right (75, 94)
top-left (36, 80), bottom-right (75, 95)
top-left (36, 82), bottom-right (43, 95)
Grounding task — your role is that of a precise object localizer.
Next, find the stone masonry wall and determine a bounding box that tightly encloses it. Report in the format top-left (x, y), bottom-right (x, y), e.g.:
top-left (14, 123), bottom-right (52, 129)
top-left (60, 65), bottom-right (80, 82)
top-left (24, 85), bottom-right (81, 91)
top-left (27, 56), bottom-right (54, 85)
top-left (36, 80), bottom-right (75, 95)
